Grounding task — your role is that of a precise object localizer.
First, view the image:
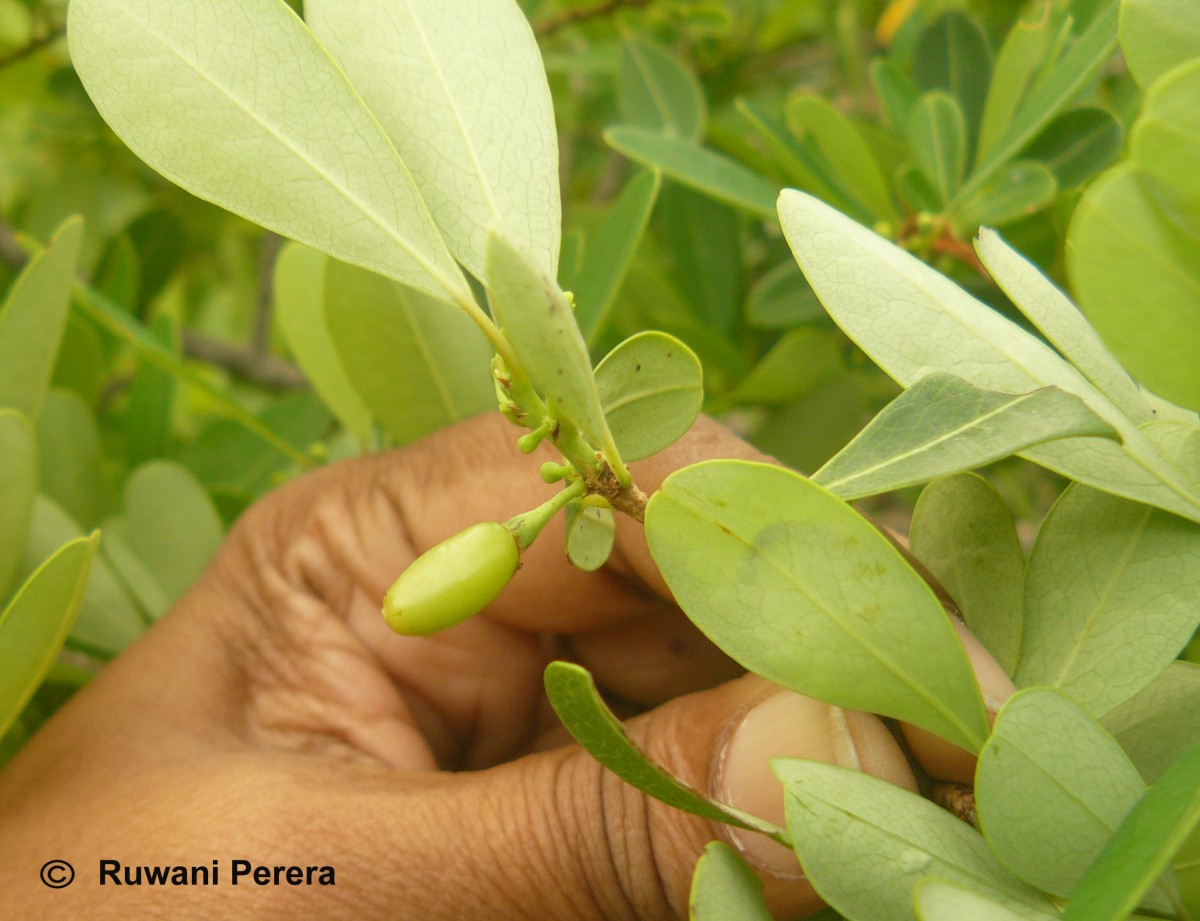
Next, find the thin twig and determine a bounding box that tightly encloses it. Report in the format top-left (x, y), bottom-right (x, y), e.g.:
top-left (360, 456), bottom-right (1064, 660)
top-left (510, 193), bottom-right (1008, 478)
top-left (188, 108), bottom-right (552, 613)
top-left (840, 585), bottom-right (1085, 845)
top-left (181, 329), bottom-right (307, 391)
top-left (534, 0), bottom-right (651, 36)
top-left (0, 26), bottom-right (66, 70)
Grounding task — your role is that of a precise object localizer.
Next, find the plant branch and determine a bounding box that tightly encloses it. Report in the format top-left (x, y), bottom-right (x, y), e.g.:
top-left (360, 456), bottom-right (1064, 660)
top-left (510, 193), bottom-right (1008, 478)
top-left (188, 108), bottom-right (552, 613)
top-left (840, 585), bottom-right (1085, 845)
top-left (0, 26), bottom-right (65, 70)
top-left (534, 0), bottom-right (651, 36)
top-left (181, 329), bottom-right (307, 391)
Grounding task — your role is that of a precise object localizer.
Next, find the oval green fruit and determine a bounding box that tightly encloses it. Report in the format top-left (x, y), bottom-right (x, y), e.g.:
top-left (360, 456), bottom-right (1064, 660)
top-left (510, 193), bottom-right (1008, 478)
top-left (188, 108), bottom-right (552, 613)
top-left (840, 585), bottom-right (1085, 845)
top-left (383, 522), bottom-right (520, 636)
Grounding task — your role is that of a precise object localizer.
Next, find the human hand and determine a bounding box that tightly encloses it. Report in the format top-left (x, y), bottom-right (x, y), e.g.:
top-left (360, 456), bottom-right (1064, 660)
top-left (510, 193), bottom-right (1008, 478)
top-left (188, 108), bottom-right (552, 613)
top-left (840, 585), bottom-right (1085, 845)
top-left (0, 413), bottom-right (1013, 920)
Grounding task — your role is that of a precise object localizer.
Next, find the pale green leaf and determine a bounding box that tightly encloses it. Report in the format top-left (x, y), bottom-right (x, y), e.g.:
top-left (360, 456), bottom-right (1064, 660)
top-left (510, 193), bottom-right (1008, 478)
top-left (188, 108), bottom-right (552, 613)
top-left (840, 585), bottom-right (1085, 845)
top-left (0, 410), bottom-right (37, 601)
top-left (274, 243), bottom-right (372, 440)
top-left (618, 35), bottom-right (706, 142)
top-left (606, 127), bottom-right (778, 219)
top-left (1132, 59), bottom-right (1200, 236)
top-left (813, 374), bottom-right (1116, 501)
top-left (689, 842), bottom-right (774, 921)
top-left (98, 518), bottom-right (172, 620)
top-left (0, 534), bottom-right (97, 738)
top-left (306, 0), bottom-right (561, 278)
top-left (36, 390), bottom-right (108, 529)
top-left (914, 878), bottom-right (1058, 921)
top-left (68, 0), bottom-right (465, 303)
top-left (908, 91), bottom-right (967, 205)
top-left (909, 474), bottom-right (1024, 676)
top-left (1120, 0), bottom-right (1200, 87)
top-left (594, 331), bottom-right (702, 461)
top-left (646, 460), bottom-right (989, 752)
top-left (544, 661), bottom-right (789, 841)
top-left (977, 9), bottom-right (1055, 163)
top-left (774, 760), bottom-right (1051, 921)
top-left (0, 218), bottom-right (82, 421)
top-left (976, 689), bottom-right (1162, 905)
top-left (564, 504), bottom-right (615, 573)
top-left (954, 161), bottom-right (1057, 229)
top-left (486, 230), bottom-right (612, 448)
top-left (1017, 484), bottom-right (1200, 715)
top-left (1104, 662), bottom-right (1200, 784)
top-left (977, 229), bottom-right (1151, 425)
top-left (1062, 742), bottom-right (1200, 921)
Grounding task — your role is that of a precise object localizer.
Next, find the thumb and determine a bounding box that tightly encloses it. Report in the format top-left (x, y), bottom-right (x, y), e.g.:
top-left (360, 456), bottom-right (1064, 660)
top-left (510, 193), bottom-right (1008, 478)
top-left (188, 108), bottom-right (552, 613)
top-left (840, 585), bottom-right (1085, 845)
top-left (358, 673), bottom-right (917, 921)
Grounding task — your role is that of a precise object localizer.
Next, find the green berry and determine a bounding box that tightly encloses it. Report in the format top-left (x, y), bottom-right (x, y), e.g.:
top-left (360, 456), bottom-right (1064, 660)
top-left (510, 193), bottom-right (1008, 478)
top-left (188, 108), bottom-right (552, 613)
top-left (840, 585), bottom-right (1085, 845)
top-left (383, 522), bottom-right (520, 636)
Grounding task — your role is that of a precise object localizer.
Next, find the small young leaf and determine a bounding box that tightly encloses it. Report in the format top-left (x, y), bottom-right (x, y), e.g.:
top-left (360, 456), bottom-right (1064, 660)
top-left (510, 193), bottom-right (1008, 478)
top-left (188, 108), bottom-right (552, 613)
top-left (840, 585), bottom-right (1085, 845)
top-left (1120, 0), bottom-right (1200, 87)
top-left (1022, 106), bottom-right (1122, 188)
top-left (0, 411), bottom-right (37, 601)
top-left (689, 842), bottom-right (774, 921)
top-left (914, 878), bottom-right (1058, 921)
top-left (1131, 59), bottom-right (1200, 235)
top-left (606, 127), bottom-right (779, 220)
top-left (0, 218), bottom-right (82, 421)
top-left (908, 91), bottom-right (967, 206)
top-left (912, 11), bottom-right (992, 152)
top-left (575, 169), bottom-right (662, 345)
top-left (564, 503), bottom-right (615, 573)
top-left (594, 331), bottom-right (703, 461)
top-left (544, 661), bottom-right (788, 841)
top-left (774, 760), bottom-right (1052, 921)
top-left (1017, 484), bottom-right (1200, 716)
top-left (909, 474), bottom-right (1023, 677)
top-left (1062, 742), bottom-right (1200, 921)
top-left (486, 230), bottom-right (613, 450)
top-left (646, 460), bottom-right (989, 752)
top-left (976, 689), bottom-right (1163, 906)
top-left (954, 161), bottom-right (1057, 229)
top-left (812, 374), bottom-right (1116, 501)
top-left (977, 9), bottom-right (1054, 163)
top-left (305, 0), bottom-right (561, 279)
top-left (744, 260), bottom-right (825, 329)
top-left (0, 535), bottom-right (97, 738)
top-left (618, 35), bottom-right (707, 142)
top-left (1104, 662), bottom-right (1200, 784)
top-left (895, 162), bottom-right (944, 214)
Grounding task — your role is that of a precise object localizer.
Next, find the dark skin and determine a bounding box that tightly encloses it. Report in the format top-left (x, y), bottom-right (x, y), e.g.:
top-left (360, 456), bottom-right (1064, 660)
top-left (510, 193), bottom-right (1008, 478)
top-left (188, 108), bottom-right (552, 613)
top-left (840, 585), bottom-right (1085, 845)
top-left (0, 414), bottom-right (1001, 919)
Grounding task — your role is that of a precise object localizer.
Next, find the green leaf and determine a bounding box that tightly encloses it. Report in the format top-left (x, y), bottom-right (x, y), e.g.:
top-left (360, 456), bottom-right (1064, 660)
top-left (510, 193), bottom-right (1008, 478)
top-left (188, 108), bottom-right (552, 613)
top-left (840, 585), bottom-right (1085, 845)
top-left (954, 161), bottom-right (1057, 229)
top-left (1017, 484), bottom-right (1200, 716)
top-left (618, 35), bottom-right (707, 142)
top-left (976, 229), bottom-right (1151, 425)
top-left (1104, 662), bottom-right (1200, 784)
top-left (689, 842), bottom-right (774, 921)
top-left (564, 503), bottom-right (615, 573)
top-left (36, 390), bottom-right (108, 530)
top-left (606, 127), bottom-right (779, 219)
top-left (1022, 106), bottom-right (1122, 188)
top-left (908, 92), bottom-right (967, 205)
top-left (0, 534), bottom-right (97, 738)
top-left (977, 9), bottom-right (1055, 164)
top-left (1062, 742), bottom-right (1200, 921)
top-left (68, 0), bottom-right (466, 304)
top-left (728, 328), bottom-right (843, 406)
top-left (274, 244), bottom-right (373, 440)
top-left (1120, 0), bottom-right (1200, 87)
top-left (594, 331), bottom-right (703, 461)
top-left (870, 58), bottom-right (920, 131)
top-left (778, 188), bottom-right (1200, 522)
top-left (896, 162), bottom-right (944, 214)
top-left (976, 689), bottom-right (1160, 904)
top-left (1131, 59), bottom-right (1200, 236)
top-left (1068, 163), bottom-right (1200, 412)
top-left (913, 11), bottom-right (992, 152)
top-left (785, 92), bottom-right (897, 223)
top-left (960, 3), bottom-right (1119, 204)
top-left (645, 460), bottom-right (989, 752)
top-left (735, 98), bottom-right (848, 208)
top-left (123, 314), bottom-right (176, 468)
top-left (914, 878), bottom-right (1058, 921)
top-left (909, 474), bottom-right (1024, 676)
top-left (486, 230), bottom-right (612, 449)
top-left (656, 185), bottom-right (744, 333)
top-left (305, 0), bottom-right (561, 279)
top-left (122, 462), bottom-right (224, 606)
top-left (744, 260), bottom-right (824, 329)
top-left (97, 518), bottom-right (172, 620)
top-left (0, 410), bottom-right (37, 601)
top-left (543, 661), bottom-right (788, 841)
top-left (774, 760), bottom-right (1051, 921)
top-left (575, 169), bottom-right (662, 345)
top-left (326, 259), bottom-right (494, 447)
top-left (813, 374), bottom-right (1115, 501)
top-left (0, 217), bottom-right (82, 421)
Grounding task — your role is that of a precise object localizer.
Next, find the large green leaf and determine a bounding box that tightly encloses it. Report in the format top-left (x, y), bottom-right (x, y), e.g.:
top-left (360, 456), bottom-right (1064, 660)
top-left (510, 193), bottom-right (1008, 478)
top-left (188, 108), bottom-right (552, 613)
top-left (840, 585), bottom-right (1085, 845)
top-left (543, 661), bottom-right (788, 841)
top-left (0, 410), bottom-right (36, 602)
top-left (907, 92), bottom-right (966, 206)
top-left (68, 0), bottom-right (466, 304)
top-left (618, 35), bottom-right (706, 142)
top-left (0, 535), bottom-right (97, 738)
top-left (0, 218), bottom-right (82, 421)
top-left (1017, 484), bottom-right (1200, 716)
top-left (594, 331), bottom-right (702, 461)
top-left (909, 474), bottom-right (1024, 677)
top-left (976, 689), bottom-right (1164, 906)
top-left (1104, 662), bottom-right (1200, 784)
top-left (1131, 59), bottom-right (1200, 235)
top-left (1120, 0), bottom-right (1200, 87)
top-left (812, 374), bottom-right (1115, 501)
top-left (606, 127), bottom-right (778, 219)
top-left (1063, 742), bottom-right (1200, 921)
top-left (1022, 105), bottom-right (1122, 188)
top-left (912, 11), bottom-right (992, 153)
top-left (645, 460), bottom-right (989, 752)
top-left (486, 230), bottom-right (612, 449)
top-left (689, 842), bottom-right (774, 921)
top-left (306, 0), bottom-right (560, 278)
top-left (914, 879), bottom-right (1057, 921)
top-left (274, 244), bottom-right (372, 440)
top-left (774, 760), bottom-right (1051, 921)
